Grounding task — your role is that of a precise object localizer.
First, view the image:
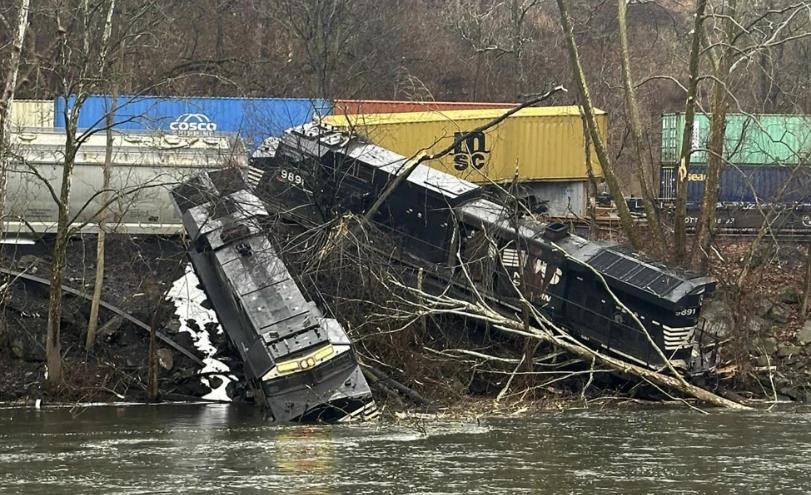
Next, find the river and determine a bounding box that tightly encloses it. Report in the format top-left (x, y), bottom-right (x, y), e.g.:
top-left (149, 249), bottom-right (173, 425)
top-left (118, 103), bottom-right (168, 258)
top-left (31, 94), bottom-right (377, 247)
top-left (1, 403), bottom-right (809, 494)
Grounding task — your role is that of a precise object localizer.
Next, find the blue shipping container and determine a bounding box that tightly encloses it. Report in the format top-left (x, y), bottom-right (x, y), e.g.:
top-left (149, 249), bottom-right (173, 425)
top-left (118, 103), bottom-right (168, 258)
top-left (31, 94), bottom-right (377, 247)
top-left (55, 95), bottom-right (332, 147)
top-left (661, 165), bottom-right (811, 205)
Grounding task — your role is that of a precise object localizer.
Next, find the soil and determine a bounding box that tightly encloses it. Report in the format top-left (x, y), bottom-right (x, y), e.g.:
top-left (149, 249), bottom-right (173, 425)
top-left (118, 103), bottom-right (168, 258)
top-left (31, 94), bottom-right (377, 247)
top-left (2, 232), bottom-right (810, 410)
top-left (0, 234), bottom-right (243, 404)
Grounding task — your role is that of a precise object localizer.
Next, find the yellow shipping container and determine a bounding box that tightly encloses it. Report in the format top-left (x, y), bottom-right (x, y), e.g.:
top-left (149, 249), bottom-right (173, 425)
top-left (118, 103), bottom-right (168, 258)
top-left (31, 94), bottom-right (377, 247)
top-left (8, 100), bottom-right (54, 128)
top-left (323, 106), bottom-right (606, 182)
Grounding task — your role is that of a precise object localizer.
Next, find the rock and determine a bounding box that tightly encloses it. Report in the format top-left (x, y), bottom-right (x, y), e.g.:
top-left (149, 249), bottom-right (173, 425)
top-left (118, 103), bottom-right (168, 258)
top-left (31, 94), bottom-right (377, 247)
top-left (157, 348), bottom-right (174, 370)
top-left (170, 367), bottom-right (197, 383)
top-left (798, 320), bottom-right (811, 345)
top-left (173, 332), bottom-right (206, 360)
top-left (753, 336), bottom-right (778, 355)
top-left (6, 319), bottom-right (46, 362)
top-left (164, 318), bottom-right (181, 335)
top-left (778, 344), bottom-right (803, 358)
top-left (781, 288), bottom-right (801, 305)
top-left (97, 316), bottom-right (124, 342)
top-left (16, 255), bottom-right (41, 273)
top-left (748, 316), bottom-right (770, 335)
top-left (700, 299), bottom-right (734, 338)
top-left (778, 386), bottom-right (802, 401)
top-left (766, 303), bottom-right (791, 324)
top-left (207, 324), bottom-right (227, 349)
top-left (754, 299), bottom-right (774, 318)
top-left (173, 378), bottom-right (210, 397)
top-left (208, 375), bottom-right (223, 390)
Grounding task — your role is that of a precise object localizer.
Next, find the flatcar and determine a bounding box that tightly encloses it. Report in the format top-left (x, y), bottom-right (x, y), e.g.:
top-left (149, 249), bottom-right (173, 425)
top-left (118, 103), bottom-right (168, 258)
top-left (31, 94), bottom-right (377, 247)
top-left (171, 169), bottom-right (376, 422)
top-left (251, 124), bottom-right (717, 372)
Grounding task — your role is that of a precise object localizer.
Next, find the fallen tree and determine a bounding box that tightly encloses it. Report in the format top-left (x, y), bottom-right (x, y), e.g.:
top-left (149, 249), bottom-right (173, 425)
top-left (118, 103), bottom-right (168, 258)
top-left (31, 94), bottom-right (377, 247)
top-left (384, 272), bottom-right (749, 410)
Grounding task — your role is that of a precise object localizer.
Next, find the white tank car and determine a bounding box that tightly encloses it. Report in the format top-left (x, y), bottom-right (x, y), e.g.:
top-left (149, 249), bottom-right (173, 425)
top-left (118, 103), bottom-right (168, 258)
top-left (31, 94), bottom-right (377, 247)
top-left (3, 128), bottom-right (247, 236)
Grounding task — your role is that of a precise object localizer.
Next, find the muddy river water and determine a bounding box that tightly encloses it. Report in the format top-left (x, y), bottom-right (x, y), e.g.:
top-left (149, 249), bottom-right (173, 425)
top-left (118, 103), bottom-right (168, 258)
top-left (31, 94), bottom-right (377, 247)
top-left (1, 403), bottom-right (810, 494)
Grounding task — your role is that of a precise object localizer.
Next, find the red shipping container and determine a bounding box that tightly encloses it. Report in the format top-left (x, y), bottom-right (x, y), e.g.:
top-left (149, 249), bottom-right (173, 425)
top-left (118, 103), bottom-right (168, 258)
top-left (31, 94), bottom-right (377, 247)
top-left (332, 99), bottom-right (516, 115)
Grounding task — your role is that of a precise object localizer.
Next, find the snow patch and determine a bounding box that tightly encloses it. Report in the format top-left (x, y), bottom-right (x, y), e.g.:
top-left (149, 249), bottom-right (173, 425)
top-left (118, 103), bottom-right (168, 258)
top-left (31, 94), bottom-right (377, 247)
top-left (166, 264), bottom-right (236, 402)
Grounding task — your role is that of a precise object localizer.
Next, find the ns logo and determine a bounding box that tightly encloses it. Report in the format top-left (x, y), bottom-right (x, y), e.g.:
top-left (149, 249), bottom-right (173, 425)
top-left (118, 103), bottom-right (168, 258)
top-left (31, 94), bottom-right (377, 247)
top-left (452, 131), bottom-right (489, 171)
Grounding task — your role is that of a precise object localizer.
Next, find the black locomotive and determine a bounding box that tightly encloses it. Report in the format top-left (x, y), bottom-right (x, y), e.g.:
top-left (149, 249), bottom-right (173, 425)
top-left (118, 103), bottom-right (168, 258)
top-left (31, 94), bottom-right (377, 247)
top-left (171, 169), bottom-right (377, 422)
top-left (251, 123), bottom-right (717, 372)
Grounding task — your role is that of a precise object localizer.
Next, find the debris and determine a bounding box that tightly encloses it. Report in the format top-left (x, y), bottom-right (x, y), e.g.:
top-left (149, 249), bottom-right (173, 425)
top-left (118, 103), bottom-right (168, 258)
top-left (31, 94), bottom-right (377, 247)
top-left (766, 303), bottom-right (791, 324)
top-left (157, 348), bottom-right (174, 370)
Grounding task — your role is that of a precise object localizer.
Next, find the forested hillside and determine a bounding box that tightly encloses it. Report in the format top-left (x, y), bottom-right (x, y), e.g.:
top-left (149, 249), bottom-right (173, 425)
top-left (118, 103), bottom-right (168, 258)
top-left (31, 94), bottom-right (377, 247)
top-left (4, 0), bottom-right (811, 183)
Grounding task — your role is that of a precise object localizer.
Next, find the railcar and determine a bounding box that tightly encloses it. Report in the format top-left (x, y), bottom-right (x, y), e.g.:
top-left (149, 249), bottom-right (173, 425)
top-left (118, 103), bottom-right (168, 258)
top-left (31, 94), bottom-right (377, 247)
top-left (3, 128), bottom-right (246, 238)
top-left (171, 169), bottom-right (376, 422)
top-left (251, 124), bottom-right (717, 371)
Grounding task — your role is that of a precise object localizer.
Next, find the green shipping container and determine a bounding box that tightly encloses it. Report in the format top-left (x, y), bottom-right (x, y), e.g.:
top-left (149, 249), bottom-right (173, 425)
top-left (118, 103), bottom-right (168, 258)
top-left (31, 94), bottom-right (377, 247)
top-left (661, 113), bottom-right (811, 166)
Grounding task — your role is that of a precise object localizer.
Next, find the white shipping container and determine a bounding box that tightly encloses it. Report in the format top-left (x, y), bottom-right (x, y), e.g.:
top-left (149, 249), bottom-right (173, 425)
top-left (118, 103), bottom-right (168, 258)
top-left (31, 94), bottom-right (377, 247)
top-left (518, 181), bottom-right (589, 217)
top-left (3, 128), bottom-right (246, 236)
top-left (7, 100), bottom-right (54, 128)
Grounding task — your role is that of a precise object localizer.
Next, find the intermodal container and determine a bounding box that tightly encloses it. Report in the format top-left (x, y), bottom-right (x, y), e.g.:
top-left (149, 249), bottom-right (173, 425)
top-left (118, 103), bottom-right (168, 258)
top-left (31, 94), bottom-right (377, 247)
top-left (8, 100), bottom-right (54, 128)
top-left (55, 96), bottom-right (332, 147)
top-left (332, 99), bottom-right (516, 115)
top-left (661, 112), bottom-right (811, 165)
top-left (660, 164), bottom-right (811, 205)
top-left (322, 106), bottom-right (606, 182)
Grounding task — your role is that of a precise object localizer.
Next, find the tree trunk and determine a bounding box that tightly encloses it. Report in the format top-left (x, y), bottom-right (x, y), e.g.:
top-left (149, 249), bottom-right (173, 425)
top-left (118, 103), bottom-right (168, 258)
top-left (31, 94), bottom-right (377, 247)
top-left (690, 0), bottom-right (737, 270)
top-left (556, 0), bottom-right (642, 250)
top-left (0, 0), bottom-right (32, 236)
top-left (802, 242), bottom-right (811, 316)
top-left (147, 299), bottom-right (160, 402)
top-left (46, 137), bottom-right (78, 391)
top-left (616, 0), bottom-right (665, 256)
top-left (86, 93), bottom-right (117, 351)
top-left (673, 0), bottom-right (708, 263)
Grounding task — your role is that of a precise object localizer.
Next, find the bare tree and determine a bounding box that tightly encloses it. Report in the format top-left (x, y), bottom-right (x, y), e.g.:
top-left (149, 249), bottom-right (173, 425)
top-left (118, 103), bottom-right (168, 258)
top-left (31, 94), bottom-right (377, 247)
top-left (616, 0), bottom-right (666, 256)
top-left (85, 2), bottom-right (119, 351)
top-left (262, 0), bottom-right (368, 99)
top-left (556, 0), bottom-right (643, 250)
top-left (673, 0), bottom-right (709, 263)
top-left (85, 92), bottom-right (116, 351)
top-left (0, 0), bottom-right (31, 236)
top-left (444, 0), bottom-right (541, 99)
top-left (690, 1), bottom-right (811, 269)
top-left (42, 0), bottom-right (165, 390)
top-left (690, 0), bottom-right (738, 269)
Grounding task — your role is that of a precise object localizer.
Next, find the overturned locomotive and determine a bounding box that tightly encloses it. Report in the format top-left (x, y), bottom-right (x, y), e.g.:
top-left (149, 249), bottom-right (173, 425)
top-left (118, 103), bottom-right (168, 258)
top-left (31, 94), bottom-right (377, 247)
top-left (251, 123), bottom-right (717, 372)
top-left (171, 169), bottom-right (376, 422)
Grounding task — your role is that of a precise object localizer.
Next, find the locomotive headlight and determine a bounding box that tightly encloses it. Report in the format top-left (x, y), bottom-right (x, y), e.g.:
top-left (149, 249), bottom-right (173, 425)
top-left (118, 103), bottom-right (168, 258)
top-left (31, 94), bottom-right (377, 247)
top-left (262, 344), bottom-right (336, 381)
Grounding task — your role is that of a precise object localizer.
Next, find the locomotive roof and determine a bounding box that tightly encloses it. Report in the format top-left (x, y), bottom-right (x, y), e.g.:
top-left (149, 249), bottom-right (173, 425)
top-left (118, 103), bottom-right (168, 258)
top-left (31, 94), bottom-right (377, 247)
top-left (457, 198), bottom-right (715, 307)
top-left (283, 123), bottom-right (480, 200)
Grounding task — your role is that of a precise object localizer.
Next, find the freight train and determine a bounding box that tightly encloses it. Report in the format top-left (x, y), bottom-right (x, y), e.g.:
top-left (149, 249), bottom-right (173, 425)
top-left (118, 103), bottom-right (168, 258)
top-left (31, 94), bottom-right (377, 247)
top-left (660, 112), bottom-right (811, 235)
top-left (250, 123), bottom-right (717, 372)
top-left (170, 169), bottom-right (376, 422)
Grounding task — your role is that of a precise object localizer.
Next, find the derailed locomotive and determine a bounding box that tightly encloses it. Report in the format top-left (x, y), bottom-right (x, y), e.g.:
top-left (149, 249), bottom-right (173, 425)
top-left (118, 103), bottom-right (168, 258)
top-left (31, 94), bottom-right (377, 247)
top-left (251, 123), bottom-right (717, 372)
top-left (171, 169), bottom-right (376, 422)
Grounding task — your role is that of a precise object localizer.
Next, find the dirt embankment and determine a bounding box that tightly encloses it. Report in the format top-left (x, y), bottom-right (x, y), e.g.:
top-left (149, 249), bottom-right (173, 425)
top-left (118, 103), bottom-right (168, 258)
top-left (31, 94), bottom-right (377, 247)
top-left (0, 235), bottom-right (247, 404)
top-left (702, 240), bottom-right (811, 402)
top-left (2, 233), bottom-right (810, 410)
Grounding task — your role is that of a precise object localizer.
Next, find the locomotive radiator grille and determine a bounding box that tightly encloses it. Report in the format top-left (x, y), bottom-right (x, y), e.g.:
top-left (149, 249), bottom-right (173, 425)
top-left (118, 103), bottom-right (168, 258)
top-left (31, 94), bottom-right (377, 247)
top-left (662, 325), bottom-right (696, 350)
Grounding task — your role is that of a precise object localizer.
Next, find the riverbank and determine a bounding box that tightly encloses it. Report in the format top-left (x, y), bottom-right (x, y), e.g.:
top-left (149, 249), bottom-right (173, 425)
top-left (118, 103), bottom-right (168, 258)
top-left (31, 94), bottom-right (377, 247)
top-left (1, 235), bottom-right (810, 409)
